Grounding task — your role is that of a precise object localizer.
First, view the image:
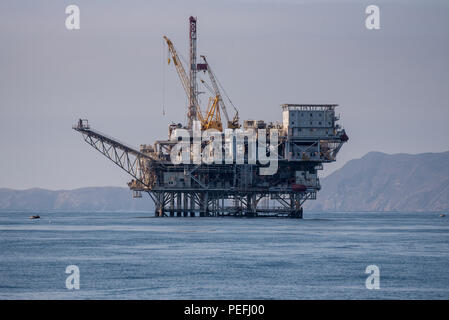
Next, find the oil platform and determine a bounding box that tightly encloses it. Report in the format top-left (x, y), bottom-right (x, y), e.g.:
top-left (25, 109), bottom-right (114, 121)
top-left (73, 17), bottom-right (348, 218)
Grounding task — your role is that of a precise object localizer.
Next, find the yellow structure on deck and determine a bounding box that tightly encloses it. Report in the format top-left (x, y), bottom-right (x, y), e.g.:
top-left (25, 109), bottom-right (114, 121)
top-left (163, 35), bottom-right (238, 132)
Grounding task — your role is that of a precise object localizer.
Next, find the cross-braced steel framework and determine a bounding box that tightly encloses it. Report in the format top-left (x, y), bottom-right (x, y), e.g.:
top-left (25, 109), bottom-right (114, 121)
top-left (73, 105), bottom-right (347, 219)
top-left (72, 18), bottom-right (348, 219)
top-left (74, 122), bottom-right (310, 217)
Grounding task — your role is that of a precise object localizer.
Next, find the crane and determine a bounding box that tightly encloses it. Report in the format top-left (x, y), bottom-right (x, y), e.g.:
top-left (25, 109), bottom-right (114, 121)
top-left (164, 18), bottom-right (237, 132)
top-left (163, 36), bottom-right (190, 100)
top-left (163, 36), bottom-right (204, 126)
top-left (200, 55), bottom-right (240, 129)
top-left (202, 96), bottom-right (222, 131)
top-left (164, 35), bottom-right (224, 131)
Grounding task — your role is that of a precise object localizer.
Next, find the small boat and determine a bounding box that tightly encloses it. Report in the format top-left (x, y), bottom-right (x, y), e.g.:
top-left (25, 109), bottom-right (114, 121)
top-left (440, 214), bottom-right (446, 218)
top-left (30, 215), bottom-right (40, 219)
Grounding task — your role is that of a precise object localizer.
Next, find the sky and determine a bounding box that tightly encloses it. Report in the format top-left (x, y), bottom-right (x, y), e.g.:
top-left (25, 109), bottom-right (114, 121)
top-left (1, 0), bottom-right (449, 190)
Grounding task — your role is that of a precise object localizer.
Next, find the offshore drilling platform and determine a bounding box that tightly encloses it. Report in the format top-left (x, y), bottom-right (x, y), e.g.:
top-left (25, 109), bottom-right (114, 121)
top-left (73, 17), bottom-right (348, 218)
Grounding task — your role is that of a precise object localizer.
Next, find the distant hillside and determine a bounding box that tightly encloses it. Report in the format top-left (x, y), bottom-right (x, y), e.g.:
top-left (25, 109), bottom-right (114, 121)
top-left (305, 151), bottom-right (449, 212)
top-left (1, 151), bottom-right (449, 213)
top-left (0, 187), bottom-right (154, 212)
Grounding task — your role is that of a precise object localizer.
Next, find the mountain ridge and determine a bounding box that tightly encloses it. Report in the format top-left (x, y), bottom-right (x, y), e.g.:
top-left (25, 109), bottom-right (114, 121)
top-left (0, 186), bottom-right (154, 212)
top-left (305, 150), bottom-right (449, 212)
top-left (1, 150), bottom-right (449, 213)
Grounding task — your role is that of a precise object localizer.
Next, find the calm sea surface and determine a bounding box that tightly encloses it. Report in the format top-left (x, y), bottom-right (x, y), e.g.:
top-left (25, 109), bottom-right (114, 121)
top-left (0, 211), bottom-right (448, 299)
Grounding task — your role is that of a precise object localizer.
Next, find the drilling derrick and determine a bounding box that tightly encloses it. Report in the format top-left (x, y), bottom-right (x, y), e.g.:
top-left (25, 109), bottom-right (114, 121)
top-left (73, 17), bottom-right (348, 218)
top-left (188, 16), bottom-right (198, 129)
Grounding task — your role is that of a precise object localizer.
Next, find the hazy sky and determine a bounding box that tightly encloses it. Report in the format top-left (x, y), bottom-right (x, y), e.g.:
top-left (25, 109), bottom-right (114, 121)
top-left (1, 0), bottom-right (449, 190)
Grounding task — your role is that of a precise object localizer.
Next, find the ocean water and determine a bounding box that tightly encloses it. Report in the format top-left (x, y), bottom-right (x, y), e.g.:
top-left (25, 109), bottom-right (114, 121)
top-left (0, 211), bottom-right (448, 299)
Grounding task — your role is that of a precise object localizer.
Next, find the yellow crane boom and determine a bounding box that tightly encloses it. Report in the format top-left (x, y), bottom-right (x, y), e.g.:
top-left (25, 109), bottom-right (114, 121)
top-left (200, 55), bottom-right (240, 129)
top-left (202, 96), bottom-right (222, 131)
top-left (164, 36), bottom-right (231, 131)
top-left (163, 36), bottom-right (203, 123)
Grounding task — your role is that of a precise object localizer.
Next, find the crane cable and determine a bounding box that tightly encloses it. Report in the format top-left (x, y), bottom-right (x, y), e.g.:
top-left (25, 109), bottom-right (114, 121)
top-left (162, 39), bottom-right (166, 116)
top-left (212, 68), bottom-right (239, 113)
